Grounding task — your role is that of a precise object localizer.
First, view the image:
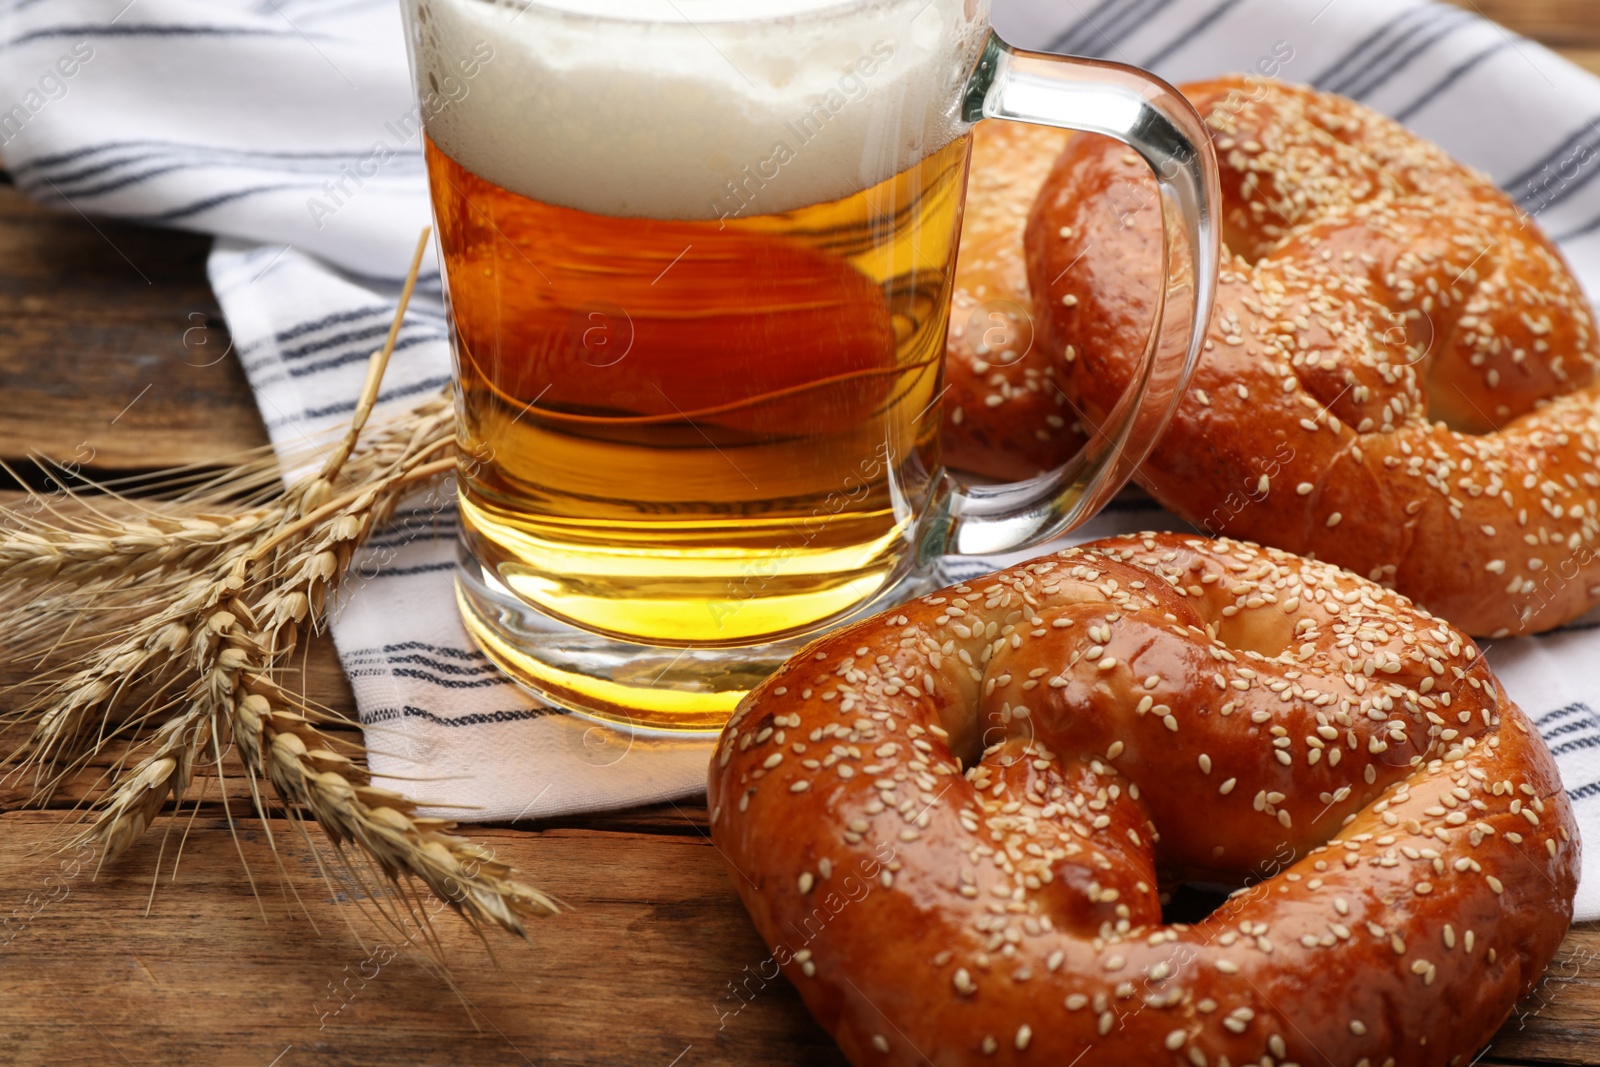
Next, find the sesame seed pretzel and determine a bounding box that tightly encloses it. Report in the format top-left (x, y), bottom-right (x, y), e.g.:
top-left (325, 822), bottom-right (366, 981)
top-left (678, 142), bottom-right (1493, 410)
top-left (941, 119), bottom-right (1082, 479)
top-left (1029, 76), bottom-right (1600, 635)
top-left (708, 533), bottom-right (1576, 1067)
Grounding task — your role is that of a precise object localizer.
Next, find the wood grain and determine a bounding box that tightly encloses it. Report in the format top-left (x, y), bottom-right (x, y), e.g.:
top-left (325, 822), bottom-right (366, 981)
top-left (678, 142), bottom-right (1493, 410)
top-left (3, 2), bottom-right (1600, 1064)
top-left (0, 183), bottom-right (267, 471)
top-left (0, 811), bottom-right (846, 1067)
top-left (1448, 0), bottom-right (1600, 48)
top-left (0, 810), bottom-right (1591, 1067)
top-left (1563, 51), bottom-right (1600, 77)
top-left (1445, 0), bottom-right (1600, 75)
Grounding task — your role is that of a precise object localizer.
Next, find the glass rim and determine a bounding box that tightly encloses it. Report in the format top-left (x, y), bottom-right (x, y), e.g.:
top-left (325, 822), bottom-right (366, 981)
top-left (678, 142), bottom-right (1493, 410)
top-left (468, 0), bottom-right (963, 29)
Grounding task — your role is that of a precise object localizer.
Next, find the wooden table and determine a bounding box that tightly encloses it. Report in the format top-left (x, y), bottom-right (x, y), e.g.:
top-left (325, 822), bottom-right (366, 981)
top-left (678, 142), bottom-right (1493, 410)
top-left (3, 4), bottom-right (1600, 1063)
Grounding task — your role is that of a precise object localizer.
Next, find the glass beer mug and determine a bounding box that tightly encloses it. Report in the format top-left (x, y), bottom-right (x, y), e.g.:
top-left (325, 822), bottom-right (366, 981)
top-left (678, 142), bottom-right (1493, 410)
top-left (400, 0), bottom-right (1220, 733)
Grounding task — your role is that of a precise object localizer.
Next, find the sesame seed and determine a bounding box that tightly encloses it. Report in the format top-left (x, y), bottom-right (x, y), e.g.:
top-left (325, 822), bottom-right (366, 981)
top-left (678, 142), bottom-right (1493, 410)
top-left (716, 522), bottom-right (1565, 1066)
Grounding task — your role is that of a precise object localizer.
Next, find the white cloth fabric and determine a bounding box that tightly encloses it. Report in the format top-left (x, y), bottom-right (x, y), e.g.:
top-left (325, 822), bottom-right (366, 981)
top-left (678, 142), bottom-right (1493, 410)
top-left (4, 0), bottom-right (1600, 917)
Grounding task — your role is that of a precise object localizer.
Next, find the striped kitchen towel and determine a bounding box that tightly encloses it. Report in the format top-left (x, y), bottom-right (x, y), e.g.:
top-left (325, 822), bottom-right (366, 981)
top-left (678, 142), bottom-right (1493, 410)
top-left (2, 0), bottom-right (1599, 916)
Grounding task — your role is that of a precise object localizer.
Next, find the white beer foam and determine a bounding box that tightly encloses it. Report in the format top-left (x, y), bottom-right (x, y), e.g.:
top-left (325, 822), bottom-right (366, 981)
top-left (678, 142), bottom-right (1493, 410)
top-left (404, 0), bottom-right (987, 220)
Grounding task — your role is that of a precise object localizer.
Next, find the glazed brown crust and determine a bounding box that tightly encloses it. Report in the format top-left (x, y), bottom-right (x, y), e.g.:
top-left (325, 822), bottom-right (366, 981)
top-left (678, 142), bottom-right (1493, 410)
top-left (1027, 76), bottom-right (1600, 636)
top-left (708, 532), bottom-right (1577, 1067)
top-left (942, 119), bottom-right (1084, 480)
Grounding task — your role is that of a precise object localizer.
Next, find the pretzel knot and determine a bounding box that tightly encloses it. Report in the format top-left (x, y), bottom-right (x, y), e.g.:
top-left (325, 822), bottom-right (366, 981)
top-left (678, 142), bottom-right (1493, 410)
top-left (1028, 77), bottom-right (1600, 636)
top-left (708, 533), bottom-right (1576, 1066)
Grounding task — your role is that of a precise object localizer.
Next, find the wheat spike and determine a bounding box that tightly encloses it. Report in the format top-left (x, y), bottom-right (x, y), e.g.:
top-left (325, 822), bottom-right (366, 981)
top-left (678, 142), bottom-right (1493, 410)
top-left (0, 506), bottom-right (282, 586)
top-left (2, 228), bottom-right (550, 940)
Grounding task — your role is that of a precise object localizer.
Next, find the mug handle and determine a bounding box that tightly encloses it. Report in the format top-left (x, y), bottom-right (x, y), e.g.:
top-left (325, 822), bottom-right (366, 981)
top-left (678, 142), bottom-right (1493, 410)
top-left (925, 33), bottom-right (1221, 558)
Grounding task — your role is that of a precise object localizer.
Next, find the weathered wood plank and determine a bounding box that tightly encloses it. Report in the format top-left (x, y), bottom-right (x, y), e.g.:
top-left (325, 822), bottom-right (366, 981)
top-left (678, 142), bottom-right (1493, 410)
top-left (1561, 49), bottom-right (1600, 77)
top-left (0, 811), bottom-right (845, 1067)
top-left (1484, 928), bottom-right (1600, 1065)
top-left (1448, 0), bottom-right (1600, 48)
top-left (0, 811), bottom-right (1592, 1067)
top-left (0, 184), bottom-right (268, 469)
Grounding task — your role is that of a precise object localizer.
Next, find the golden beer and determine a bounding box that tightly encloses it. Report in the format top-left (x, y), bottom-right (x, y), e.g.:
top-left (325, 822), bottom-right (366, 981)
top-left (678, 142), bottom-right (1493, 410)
top-left (426, 115), bottom-right (971, 723)
top-left (406, 0), bottom-right (1221, 732)
top-left (433, 131), bottom-right (966, 643)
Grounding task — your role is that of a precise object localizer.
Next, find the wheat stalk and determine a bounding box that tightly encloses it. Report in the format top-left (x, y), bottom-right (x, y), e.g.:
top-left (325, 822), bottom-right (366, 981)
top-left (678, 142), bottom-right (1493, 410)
top-left (0, 229), bottom-right (551, 937)
top-left (0, 505), bottom-right (280, 585)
